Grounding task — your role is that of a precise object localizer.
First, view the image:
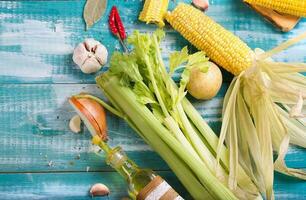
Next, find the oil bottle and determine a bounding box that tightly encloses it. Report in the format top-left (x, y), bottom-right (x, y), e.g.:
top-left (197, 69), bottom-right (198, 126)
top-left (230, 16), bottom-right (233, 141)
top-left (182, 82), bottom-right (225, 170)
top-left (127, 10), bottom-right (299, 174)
top-left (92, 135), bottom-right (184, 200)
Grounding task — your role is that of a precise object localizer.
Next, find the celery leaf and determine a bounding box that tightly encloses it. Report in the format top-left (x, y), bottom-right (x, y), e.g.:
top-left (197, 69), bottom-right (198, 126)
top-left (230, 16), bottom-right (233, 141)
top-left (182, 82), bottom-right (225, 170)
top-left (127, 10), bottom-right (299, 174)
top-left (133, 82), bottom-right (157, 105)
top-left (169, 46), bottom-right (189, 74)
top-left (109, 52), bottom-right (142, 83)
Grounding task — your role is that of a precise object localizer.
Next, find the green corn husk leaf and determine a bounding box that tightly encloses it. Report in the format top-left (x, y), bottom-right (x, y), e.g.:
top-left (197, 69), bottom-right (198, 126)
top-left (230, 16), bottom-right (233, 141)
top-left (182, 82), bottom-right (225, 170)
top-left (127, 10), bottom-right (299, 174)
top-left (182, 98), bottom-right (261, 198)
top-left (277, 106), bottom-right (306, 148)
top-left (256, 52), bottom-right (306, 180)
top-left (249, 91), bottom-right (275, 200)
top-left (274, 134), bottom-right (306, 180)
top-left (236, 88), bottom-right (265, 193)
top-left (219, 34), bottom-right (306, 200)
top-left (216, 75), bottom-right (241, 190)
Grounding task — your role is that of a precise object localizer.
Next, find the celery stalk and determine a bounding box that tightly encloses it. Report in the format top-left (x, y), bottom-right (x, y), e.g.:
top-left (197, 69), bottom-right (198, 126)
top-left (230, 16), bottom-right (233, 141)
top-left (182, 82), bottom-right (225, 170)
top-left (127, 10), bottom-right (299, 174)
top-left (96, 74), bottom-right (238, 200)
top-left (182, 98), bottom-right (259, 195)
top-left (92, 30), bottom-right (264, 200)
top-left (95, 79), bottom-right (211, 199)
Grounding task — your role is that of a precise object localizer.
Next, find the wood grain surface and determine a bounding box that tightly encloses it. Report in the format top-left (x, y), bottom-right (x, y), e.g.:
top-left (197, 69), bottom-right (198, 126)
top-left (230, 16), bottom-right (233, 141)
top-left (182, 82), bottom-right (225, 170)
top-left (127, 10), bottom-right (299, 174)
top-left (0, 0), bottom-right (305, 199)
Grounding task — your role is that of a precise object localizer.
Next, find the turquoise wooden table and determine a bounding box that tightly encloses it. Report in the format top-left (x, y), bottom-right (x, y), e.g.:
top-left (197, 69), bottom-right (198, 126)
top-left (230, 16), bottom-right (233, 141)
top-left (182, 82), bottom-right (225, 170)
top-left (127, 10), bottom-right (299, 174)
top-left (0, 0), bottom-right (305, 199)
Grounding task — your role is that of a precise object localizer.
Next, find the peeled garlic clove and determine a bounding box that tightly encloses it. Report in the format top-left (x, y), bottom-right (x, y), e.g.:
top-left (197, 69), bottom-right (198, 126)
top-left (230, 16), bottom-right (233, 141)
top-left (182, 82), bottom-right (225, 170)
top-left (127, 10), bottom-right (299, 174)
top-left (94, 44), bottom-right (108, 66)
top-left (72, 43), bottom-right (89, 67)
top-left (192, 0), bottom-right (209, 11)
top-left (69, 115), bottom-right (81, 133)
top-left (81, 57), bottom-right (102, 74)
top-left (89, 183), bottom-right (110, 197)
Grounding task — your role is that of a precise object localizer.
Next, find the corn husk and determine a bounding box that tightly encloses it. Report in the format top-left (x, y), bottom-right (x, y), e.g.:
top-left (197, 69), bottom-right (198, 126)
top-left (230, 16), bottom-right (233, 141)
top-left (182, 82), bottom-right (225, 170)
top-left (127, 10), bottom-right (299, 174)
top-left (217, 33), bottom-right (306, 199)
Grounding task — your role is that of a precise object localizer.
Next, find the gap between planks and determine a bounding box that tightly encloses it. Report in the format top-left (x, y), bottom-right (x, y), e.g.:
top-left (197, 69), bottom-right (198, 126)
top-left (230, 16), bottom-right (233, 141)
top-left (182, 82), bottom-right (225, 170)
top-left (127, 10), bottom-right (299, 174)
top-left (0, 169), bottom-right (171, 174)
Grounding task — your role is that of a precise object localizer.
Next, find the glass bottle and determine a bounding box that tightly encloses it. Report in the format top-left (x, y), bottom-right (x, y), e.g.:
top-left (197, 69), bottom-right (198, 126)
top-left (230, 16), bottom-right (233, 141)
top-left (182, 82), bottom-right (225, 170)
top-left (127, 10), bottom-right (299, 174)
top-left (93, 136), bottom-right (184, 200)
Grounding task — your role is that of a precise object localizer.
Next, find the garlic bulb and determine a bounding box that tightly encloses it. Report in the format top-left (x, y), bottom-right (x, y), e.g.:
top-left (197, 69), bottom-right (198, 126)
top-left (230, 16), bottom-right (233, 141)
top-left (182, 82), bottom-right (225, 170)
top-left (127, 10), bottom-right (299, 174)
top-left (73, 38), bottom-right (108, 74)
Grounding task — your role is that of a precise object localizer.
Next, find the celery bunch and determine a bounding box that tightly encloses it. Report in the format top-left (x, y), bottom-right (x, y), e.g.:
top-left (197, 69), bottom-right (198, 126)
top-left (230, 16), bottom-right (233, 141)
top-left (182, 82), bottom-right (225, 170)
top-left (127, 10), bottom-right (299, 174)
top-left (95, 30), bottom-right (260, 200)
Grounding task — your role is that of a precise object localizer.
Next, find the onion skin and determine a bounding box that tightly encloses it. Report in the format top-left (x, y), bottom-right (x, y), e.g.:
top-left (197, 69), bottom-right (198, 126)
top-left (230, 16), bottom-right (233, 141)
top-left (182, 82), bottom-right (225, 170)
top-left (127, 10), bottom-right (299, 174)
top-left (69, 96), bottom-right (108, 141)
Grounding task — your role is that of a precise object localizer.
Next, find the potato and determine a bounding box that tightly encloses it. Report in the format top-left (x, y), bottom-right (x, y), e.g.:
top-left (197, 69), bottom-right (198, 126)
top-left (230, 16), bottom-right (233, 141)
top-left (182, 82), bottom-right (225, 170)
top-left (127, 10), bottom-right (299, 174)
top-left (187, 61), bottom-right (222, 100)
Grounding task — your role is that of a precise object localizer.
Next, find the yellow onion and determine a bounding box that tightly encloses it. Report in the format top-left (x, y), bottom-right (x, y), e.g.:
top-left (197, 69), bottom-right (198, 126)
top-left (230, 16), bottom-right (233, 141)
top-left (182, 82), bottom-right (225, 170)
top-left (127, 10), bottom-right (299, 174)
top-left (69, 96), bottom-right (108, 141)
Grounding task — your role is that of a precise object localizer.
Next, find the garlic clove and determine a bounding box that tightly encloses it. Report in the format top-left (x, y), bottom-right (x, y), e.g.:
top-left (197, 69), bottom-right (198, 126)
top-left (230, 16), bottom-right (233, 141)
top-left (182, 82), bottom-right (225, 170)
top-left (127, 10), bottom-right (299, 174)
top-left (89, 183), bottom-right (110, 197)
top-left (69, 115), bottom-right (81, 133)
top-left (192, 0), bottom-right (209, 11)
top-left (72, 43), bottom-right (89, 67)
top-left (94, 43), bottom-right (108, 66)
top-left (84, 38), bottom-right (101, 52)
top-left (81, 57), bottom-right (102, 74)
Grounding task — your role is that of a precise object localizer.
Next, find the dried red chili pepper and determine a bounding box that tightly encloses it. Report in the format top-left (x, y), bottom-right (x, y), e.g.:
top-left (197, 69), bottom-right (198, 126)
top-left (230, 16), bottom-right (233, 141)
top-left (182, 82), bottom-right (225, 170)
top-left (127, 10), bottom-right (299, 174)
top-left (109, 6), bottom-right (118, 36)
top-left (114, 7), bottom-right (126, 40)
top-left (108, 6), bottom-right (128, 52)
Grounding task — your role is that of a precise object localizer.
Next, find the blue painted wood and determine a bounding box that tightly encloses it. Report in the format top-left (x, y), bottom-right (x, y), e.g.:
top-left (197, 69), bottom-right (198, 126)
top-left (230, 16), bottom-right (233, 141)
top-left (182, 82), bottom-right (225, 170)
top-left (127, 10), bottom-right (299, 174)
top-left (0, 172), bottom-right (304, 199)
top-left (0, 171), bottom-right (191, 200)
top-left (0, 84), bottom-right (171, 172)
top-left (0, 0), bottom-right (305, 83)
top-left (0, 0), bottom-right (305, 199)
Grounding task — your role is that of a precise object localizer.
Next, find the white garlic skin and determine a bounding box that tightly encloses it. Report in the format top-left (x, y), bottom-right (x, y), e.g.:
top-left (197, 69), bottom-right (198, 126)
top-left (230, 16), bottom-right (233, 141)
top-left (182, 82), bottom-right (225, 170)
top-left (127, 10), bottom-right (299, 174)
top-left (89, 183), bottom-right (110, 197)
top-left (72, 38), bottom-right (108, 74)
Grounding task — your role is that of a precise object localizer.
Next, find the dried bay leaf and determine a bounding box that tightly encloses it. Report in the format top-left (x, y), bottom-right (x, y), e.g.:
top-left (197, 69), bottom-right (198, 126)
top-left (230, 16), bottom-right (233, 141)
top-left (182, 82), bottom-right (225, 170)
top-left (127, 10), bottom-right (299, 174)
top-left (83, 0), bottom-right (108, 30)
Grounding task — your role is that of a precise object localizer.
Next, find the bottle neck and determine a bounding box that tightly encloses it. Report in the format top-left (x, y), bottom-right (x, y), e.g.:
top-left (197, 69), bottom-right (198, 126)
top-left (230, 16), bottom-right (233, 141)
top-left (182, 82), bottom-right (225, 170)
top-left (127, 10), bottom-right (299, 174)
top-left (93, 136), bottom-right (140, 180)
top-left (97, 140), bottom-right (140, 180)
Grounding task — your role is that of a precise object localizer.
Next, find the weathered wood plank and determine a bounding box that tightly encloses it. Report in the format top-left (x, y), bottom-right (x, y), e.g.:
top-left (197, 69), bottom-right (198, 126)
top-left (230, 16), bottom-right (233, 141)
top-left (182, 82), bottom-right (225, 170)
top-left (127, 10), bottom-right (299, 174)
top-left (0, 0), bottom-right (305, 83)
top-left (0, 84), bottom-right (169, 172)
top-left (0, 83), bottom-right (305, 172)
top-left (274, 173), bottom-right (306, 200)
top-left (0, 0), bottom-right (305, 198)
top-left (0, 171), bottom-right (304, 200)
top-left (0, 171), bottom-right (191, 200)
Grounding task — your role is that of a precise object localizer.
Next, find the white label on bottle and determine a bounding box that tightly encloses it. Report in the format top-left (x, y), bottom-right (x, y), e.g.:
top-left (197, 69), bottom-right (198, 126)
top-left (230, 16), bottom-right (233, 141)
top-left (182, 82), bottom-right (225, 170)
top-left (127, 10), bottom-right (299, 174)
top-left (137, 176), bottom-right (184, 200)
top-left (144, 180), bottom-right (184, 200)
top-left (145, 181), bottom-right (171, 200)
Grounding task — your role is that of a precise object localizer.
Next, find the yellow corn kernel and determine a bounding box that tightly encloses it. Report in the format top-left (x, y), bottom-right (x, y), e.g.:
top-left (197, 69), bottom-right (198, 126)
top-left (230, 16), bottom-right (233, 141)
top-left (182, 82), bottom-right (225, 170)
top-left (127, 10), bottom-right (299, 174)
top-left (165, 3), bottom-right (253, 76)
top-left (244, 0), bottom-right (306, 17)
top-left (139, 0), bottom-right (169, 27)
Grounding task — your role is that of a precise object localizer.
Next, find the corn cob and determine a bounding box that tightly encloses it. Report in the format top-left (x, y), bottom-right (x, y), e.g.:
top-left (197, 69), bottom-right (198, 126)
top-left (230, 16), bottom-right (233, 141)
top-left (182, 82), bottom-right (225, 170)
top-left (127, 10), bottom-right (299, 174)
top-left (139, 0), bottom-right (169, 27)
top-left (244, 0), bottom-right (306, 17)
top-left (165, 3), bottom-right (253, 76)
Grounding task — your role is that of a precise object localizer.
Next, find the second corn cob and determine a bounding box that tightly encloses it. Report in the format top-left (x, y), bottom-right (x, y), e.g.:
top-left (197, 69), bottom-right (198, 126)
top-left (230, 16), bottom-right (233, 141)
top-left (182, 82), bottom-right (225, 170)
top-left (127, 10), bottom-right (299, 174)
top-left (139, 0), bottom-right (169, 27)
top-left (244, 0), bottom-right (306, 17)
